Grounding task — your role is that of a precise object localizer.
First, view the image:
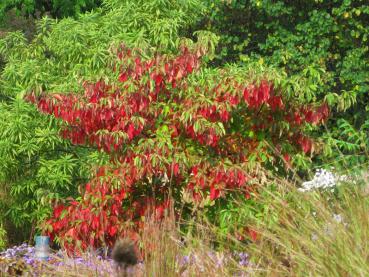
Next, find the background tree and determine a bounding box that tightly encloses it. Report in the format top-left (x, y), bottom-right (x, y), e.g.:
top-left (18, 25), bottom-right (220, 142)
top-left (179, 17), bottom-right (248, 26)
top-left (0, 0), bottom-right (101, 20)
top-left (201, 0), bottom-right (369, 170)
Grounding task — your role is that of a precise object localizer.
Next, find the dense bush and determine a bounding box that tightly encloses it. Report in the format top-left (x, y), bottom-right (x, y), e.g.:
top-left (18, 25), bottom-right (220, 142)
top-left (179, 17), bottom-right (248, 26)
top-left (26, 34), bottom-right (329, 251)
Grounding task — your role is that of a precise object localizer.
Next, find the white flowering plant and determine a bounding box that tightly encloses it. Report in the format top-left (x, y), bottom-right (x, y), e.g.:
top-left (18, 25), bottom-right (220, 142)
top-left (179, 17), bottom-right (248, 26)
top-left (298, 168), bottom-right (351, 192)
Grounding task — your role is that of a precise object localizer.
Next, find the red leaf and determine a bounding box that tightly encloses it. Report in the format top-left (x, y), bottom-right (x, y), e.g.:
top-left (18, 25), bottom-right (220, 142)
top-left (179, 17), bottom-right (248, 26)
top-left (165, 63), bottom-right (170, 75)
top-left (229, 95), bottom-right (239, 106)
top-left (294, 112), bottom-right (303, 125)
top-left (81, 222), bottom-right (88, 233)
top-left (243, 88), bottom-right (250, 104)
top-left (155, 205), bottom-right (165, 219)
top-left (91, 216), bottom-right (99, 230)
top-left (210, 185), bottom-right (220, 200)
top-left (53, 105), bottom-right (59, 117)
top-left (127, 123), bottom-right (135, 140)
top-left (238, 171), bottom-right (247, 187)
top-left (170, 125), bottom-right (178, 138)
top-left (85, 183), bottom-right (91, 192)
top-left (304, 110), bottom-right (316, 123)
top-left (248, 229), bottom-right (258, 241)
top-left (186, 62), bottom-right (193, 73)
top-left (191, 166), bottom-right (198, 177)
top-left (108, 225), bottom-right (118, 237)
top-left (173, 163), bottom-right (179, 176)
top-left (97, 167), bottom-right (106, 177)
top-left (111, 204), bottom-right (120, 216)
top-left (53, 205), bottom-right (65, 218)
top-left (154, 74), bottom-right (163, 86)
top-left (268, 96), bottom-right (284, 111)
top-left (119, 72), bottom-right (128, 83)
top-left (298, 136), bottom-right (313, 153)
top-left (259, 80), bottom-right (270, 103)
top-left (317, 102), bottom-right (329, 121)
top-left (172, 80), bottom-right (177, 88)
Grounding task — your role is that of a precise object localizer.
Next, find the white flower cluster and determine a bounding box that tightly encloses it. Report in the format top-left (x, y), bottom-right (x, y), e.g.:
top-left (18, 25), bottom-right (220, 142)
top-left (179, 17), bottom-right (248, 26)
top-left (298, 168), bottom-right (349, 192)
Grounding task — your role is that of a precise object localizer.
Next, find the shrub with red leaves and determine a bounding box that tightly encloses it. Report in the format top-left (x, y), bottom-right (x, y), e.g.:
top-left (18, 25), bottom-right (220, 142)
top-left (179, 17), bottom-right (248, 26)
top-left (26, 41), bottom-right (328, 252)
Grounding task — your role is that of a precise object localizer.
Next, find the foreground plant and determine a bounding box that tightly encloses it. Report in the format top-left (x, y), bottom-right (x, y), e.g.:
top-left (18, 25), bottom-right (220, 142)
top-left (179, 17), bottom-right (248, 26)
top-left (245, 175), bottom-right (369, 277)
top-left (26, 33), bottom-right (328, 251)
top-left (0, 209), bottom-right (251, 276)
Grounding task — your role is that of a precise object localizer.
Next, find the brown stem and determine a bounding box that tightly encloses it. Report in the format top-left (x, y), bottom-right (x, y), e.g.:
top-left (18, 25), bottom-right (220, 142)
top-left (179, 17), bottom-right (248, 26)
top-left (28, 221), bottom-right (36, 244)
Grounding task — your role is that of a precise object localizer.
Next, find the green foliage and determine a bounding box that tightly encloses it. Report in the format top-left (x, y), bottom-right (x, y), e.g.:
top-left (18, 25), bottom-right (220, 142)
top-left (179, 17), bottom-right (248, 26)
top-left (0, 95), bottom-right (109, 236)
top-left (0, 0), bottom-right (101, 20)
top-left (0, 0), bottom-right (204, 96)
top-left (321, 118), bottom-right (369, 172)
top-left (202, 0), bottom-right (369, 169)
top-left (211, 186), bottom-right (280, 240)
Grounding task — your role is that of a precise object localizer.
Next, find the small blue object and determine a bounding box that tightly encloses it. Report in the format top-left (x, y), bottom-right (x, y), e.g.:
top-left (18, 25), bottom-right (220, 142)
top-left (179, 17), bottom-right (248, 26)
top-left (34, 235), bottom-right (50, 260)
top-left (35, 235), bottom-right (49, 246)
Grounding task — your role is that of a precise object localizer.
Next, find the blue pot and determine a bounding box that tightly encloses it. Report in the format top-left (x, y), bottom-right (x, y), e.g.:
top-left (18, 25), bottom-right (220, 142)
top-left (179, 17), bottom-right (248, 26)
top-left (35, 235), bottom-right (50, 260)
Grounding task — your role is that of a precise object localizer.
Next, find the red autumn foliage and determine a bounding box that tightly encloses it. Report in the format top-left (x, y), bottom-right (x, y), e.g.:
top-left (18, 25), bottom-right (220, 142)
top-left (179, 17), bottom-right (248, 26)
top-left (26, 43), bottom-right (328, 252)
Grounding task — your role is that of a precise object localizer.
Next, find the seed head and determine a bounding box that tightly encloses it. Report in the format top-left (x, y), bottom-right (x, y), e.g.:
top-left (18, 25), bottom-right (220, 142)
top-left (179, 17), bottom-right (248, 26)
top-left (112, 238), bottom-right (138, 268)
